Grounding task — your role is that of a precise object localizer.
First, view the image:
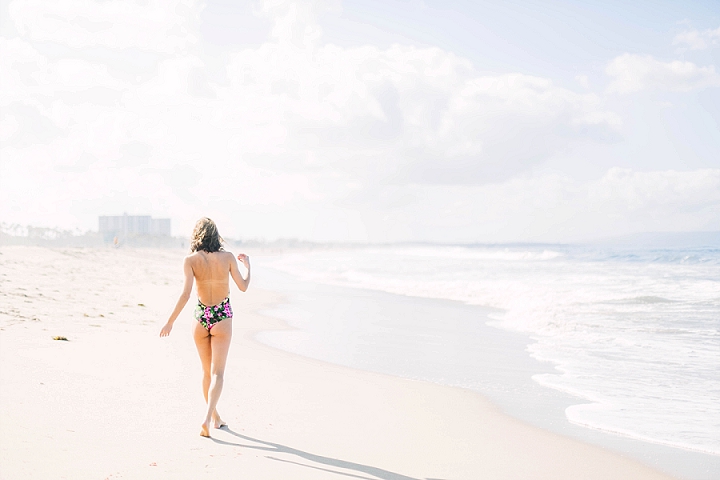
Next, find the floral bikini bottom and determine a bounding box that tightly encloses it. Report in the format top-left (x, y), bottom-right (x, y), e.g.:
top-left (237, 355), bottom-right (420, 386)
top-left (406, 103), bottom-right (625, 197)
top-left (195, 297), bottom-right (233, 331)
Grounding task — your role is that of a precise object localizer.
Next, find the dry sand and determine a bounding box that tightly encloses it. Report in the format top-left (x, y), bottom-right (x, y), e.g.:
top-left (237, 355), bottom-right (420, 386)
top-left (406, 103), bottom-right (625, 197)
top-left (0, 246), bottom-right (676, 479)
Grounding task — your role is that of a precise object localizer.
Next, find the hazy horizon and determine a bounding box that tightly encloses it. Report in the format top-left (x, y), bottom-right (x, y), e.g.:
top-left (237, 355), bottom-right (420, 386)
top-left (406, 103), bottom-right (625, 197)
top-left (3, 220), bottom-right (720, 250)
top-left (1, 0), bottom-right (719, 243)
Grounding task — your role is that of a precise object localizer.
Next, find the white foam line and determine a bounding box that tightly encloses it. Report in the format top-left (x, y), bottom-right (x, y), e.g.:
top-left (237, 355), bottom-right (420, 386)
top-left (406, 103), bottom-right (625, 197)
top-left (566, 414), bottom-right (720, 457)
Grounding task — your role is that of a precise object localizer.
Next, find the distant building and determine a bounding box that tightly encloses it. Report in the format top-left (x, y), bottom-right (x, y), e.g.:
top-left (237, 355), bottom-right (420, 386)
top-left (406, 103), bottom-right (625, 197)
top-left (99, 214), bottom-right (171, 238)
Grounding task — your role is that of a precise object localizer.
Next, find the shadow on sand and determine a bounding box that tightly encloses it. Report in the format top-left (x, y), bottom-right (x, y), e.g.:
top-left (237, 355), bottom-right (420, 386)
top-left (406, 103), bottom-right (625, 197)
top-left (210, 427), bottom-right (444, 480)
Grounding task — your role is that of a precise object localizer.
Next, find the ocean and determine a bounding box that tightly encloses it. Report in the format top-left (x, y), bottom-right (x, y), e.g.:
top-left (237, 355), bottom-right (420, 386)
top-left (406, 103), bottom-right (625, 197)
top-left (253, 242), bottom-right (720, 477)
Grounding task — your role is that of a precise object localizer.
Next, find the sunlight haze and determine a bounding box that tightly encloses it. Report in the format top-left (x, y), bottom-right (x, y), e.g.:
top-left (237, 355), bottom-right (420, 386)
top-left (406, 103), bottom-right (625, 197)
top-left (1, 0), bottom-right (718, 242)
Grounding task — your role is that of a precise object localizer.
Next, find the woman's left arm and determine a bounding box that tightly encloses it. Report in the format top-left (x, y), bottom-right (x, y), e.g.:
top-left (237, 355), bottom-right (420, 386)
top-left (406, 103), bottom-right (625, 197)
top-left (160, 256), bottom-right (194, 337)
top-left (230, 253), bottom-right (250, 292)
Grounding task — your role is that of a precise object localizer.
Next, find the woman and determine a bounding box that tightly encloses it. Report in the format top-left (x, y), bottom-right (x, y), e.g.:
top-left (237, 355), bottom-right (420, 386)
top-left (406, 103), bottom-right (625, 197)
top-left (160, 218), bottom-right (251, 437)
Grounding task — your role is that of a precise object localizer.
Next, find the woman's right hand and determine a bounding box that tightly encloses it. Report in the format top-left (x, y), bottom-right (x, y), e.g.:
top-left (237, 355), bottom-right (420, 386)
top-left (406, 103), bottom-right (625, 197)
top-left (159, 322), bottom-right (173, 337)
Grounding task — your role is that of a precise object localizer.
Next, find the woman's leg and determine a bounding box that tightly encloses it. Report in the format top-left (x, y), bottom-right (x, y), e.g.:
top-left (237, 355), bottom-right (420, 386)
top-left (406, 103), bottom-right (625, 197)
top-left (192, 321), bottom-right (225, 432)
top-left (192, 321), bottom-right (212, 400)
top-left (201, 318), bottom-right (233, 437)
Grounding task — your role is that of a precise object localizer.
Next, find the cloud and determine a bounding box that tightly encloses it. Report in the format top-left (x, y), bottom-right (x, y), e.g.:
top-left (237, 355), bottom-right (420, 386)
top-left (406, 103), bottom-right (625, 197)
top-left (7, 0), bottom-right (201, 53)
top-left (673, 26), bottom-right (720, 50)
top-left (605, 53), bottom-right (720, 94)
top-left (257, 0), bottom-right (338, 48)
top-left (589, 168), bottom-right (720, 214)
top-left (2, 0), bottom-right (716, 242)
top-left (222, 38), bottom-right (620, 185)
top-left (1, 0), bottom-right (623, 223)
top-left (356, 168), bottom-right (720, 243)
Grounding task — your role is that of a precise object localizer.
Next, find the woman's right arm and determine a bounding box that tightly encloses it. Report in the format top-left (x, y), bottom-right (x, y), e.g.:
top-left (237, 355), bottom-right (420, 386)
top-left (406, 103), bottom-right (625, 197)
top-left (160, 256), bottom-right (194, 337)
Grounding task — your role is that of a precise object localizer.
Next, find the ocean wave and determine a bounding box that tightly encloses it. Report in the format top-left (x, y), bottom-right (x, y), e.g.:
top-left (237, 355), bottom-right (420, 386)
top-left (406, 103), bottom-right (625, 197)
top-left (604, 296), bottom-right (675, 304)
top-left (267, 244), bottom-right (720, 454)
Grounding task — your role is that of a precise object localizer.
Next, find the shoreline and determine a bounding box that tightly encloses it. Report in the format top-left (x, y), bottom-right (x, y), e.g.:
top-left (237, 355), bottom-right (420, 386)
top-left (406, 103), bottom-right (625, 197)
top-left (252, 266), bottom-right (719, 480)
top-left (0, 246), bottom-right (680, 479)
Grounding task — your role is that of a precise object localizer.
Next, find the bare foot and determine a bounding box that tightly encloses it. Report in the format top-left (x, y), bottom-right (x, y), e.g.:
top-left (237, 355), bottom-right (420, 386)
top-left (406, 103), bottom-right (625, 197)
top-left (212, 412), bottom-right (227, 429)
top-left (200, 423), bottom-right (210, 437)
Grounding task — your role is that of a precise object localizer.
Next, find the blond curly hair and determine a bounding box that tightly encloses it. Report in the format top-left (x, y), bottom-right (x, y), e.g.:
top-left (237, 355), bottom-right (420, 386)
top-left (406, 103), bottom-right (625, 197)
top-left (190, 217), bottom-right (224, 253)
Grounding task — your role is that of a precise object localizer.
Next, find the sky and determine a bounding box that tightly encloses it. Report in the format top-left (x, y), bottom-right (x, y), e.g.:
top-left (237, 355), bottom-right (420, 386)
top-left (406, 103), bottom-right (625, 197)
top-left (0, 0), bottom-right (719, 242)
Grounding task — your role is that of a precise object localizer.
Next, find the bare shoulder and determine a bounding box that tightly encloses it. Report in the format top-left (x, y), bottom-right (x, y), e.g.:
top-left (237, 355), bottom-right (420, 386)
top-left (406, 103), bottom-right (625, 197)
top-left (184, 252), bottom-right (203, 267)
top-left (221, 251), bottom-right (236, 264)
top-left (185, 252), bottom-right (200, 262)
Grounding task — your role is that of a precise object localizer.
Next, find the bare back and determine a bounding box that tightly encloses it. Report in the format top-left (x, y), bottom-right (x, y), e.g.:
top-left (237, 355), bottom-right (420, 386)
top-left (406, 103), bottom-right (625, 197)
top-left (189, 251), bottom-right (234, 306)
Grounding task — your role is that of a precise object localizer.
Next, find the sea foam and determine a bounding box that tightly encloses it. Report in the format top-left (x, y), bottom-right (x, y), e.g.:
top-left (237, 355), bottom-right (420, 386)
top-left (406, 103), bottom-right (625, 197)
top-left (267, 244), bottom-right (720, 455)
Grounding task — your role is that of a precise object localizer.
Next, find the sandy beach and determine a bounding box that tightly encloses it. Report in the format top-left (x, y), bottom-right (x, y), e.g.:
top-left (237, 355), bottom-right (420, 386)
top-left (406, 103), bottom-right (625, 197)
top-left (0, 246), bottom-right (676, 479)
